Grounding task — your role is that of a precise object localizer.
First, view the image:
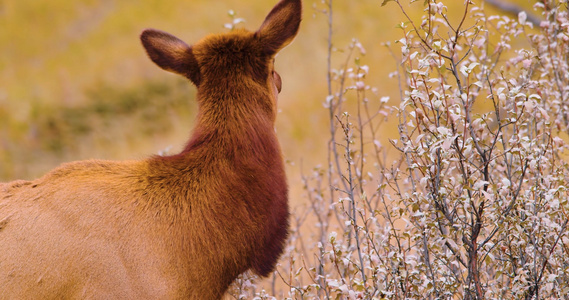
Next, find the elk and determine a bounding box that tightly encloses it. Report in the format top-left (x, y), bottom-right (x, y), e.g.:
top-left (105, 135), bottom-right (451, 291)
top-left (0, 0), bottom-right (301, 298)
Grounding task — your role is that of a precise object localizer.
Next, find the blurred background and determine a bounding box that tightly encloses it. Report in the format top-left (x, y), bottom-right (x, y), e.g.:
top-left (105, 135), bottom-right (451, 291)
top-left (0, 0), bottom-right (533, 204)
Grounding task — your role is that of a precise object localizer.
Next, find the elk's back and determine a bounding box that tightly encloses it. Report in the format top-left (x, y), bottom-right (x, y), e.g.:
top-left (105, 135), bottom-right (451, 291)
top-left (0, 160), bottom-right (188, 299)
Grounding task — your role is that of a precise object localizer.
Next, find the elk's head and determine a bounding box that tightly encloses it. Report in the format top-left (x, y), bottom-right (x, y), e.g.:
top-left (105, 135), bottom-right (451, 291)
top-left (140, 0), bottom-right (301, 121)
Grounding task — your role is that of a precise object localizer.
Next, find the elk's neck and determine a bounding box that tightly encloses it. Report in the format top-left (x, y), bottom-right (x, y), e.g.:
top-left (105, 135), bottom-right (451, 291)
top-left (182, 86), bottom-right (280, 161)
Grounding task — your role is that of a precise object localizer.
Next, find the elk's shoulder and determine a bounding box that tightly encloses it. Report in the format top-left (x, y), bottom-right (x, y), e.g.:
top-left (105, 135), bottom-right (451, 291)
top-left (42, 159), bottom-right (145, 180)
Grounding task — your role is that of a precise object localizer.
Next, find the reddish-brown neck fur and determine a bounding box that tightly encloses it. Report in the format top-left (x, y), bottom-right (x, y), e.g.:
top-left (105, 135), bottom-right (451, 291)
top-left (145, 28), bottom-right (292, 287)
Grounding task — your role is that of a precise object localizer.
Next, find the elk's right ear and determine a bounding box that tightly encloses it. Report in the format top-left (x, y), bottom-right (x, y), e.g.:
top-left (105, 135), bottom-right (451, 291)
top-left (140, 29), bottom-right (201, 85)
top-left (257, 0), bottom-right (302, 56)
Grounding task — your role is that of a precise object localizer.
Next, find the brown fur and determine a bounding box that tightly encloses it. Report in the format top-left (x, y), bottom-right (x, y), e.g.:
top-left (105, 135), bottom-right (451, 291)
top-left (0, 0), bottom-right (301, 298)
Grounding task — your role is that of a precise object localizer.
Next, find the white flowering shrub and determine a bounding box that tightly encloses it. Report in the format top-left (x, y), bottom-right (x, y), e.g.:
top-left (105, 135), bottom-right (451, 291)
top-left (230, 0), bottom-right (569, 299)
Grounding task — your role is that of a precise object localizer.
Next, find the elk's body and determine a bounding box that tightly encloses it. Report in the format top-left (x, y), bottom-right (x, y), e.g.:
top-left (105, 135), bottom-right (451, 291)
top-left (0, 0), bottom-right (301, 298)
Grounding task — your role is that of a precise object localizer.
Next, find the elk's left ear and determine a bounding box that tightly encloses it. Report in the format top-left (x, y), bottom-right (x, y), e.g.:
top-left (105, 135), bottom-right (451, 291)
top-left (256, 0), bottom-right (302, 56)
top-left (141, 29), bottom-right (201, 85)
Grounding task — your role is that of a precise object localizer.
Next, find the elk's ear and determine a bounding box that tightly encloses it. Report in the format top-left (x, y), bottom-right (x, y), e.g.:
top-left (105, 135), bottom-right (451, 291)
top-left (256, 0), bottom-right (302, 56)
top-left (140, 29), bottom-right (201, 85)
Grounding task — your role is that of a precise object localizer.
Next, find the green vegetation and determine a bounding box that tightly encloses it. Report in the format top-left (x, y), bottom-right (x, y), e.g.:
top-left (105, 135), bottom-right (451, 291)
top-left (0, 77), bottom-right (194, 180)
top-left (0, 0), bottom-right (210, 180)
top-left (36, 79), bottom-right (193, 152)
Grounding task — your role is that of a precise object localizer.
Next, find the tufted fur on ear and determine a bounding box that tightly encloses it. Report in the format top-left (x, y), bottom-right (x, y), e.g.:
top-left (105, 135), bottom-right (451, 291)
top-left (140, 29), bottom-right (201, 85)
top-left (256, 0), bottom-right (302, 56)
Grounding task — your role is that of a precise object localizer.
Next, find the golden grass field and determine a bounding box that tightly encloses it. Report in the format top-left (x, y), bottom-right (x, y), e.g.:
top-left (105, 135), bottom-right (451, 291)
top-left (0, 0), bottom-right (533, 204)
